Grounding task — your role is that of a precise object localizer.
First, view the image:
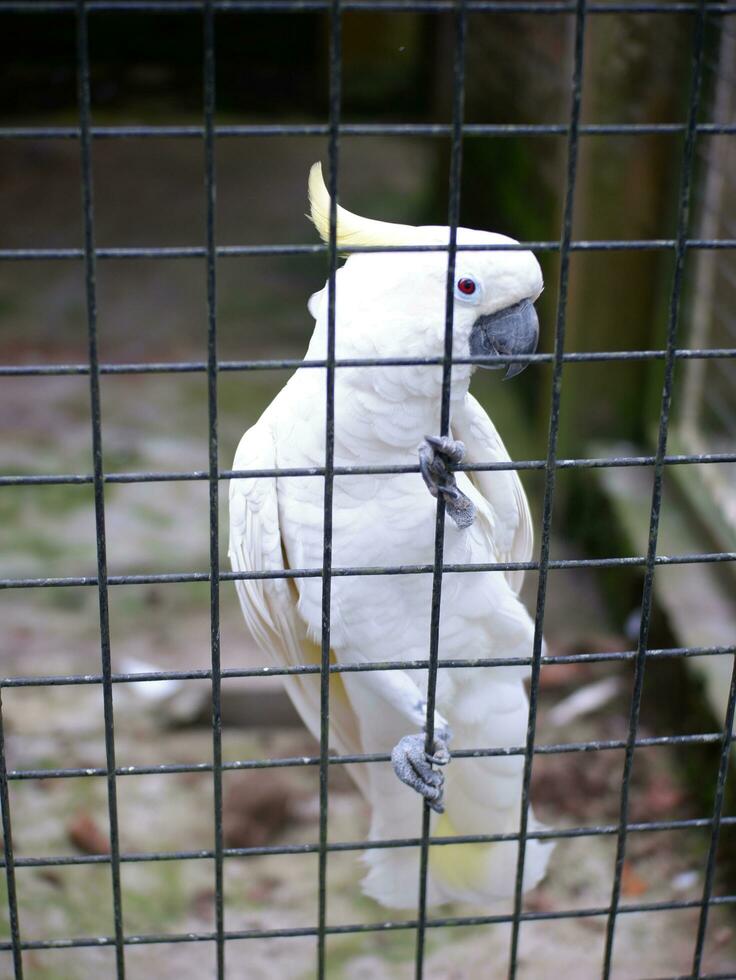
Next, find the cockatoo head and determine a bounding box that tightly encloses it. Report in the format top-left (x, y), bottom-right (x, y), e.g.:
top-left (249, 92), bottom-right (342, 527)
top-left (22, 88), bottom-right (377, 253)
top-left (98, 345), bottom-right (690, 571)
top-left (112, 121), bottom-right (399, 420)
top-left (307, 163), bottom-right (542, 379)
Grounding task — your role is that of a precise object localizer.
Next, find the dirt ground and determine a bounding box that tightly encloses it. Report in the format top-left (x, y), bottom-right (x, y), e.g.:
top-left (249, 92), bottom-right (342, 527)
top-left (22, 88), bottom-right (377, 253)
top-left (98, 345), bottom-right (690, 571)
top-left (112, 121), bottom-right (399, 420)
top-left (3, 565), bottom-right (736, 979)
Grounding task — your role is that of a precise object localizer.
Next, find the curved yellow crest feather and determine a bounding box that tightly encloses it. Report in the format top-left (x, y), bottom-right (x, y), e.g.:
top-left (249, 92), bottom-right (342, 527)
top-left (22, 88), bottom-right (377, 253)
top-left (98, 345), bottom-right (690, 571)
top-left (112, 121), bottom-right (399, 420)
top-left (307, 162), bottom-right (421, 250)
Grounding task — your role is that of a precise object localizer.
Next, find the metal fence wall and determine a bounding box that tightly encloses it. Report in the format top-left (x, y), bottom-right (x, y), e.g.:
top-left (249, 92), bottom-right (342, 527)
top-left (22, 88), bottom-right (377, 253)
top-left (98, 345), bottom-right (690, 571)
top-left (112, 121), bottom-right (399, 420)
top-left (1, 1), bottom-right (736, 978)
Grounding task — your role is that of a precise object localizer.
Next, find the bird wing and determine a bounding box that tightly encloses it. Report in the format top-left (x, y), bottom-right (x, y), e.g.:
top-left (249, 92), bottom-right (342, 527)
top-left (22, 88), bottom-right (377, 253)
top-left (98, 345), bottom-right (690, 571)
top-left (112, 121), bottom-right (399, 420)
top-left (452, 391), bottom-right (534, 594)
top-left (228, 413), bottom-right (366, 790)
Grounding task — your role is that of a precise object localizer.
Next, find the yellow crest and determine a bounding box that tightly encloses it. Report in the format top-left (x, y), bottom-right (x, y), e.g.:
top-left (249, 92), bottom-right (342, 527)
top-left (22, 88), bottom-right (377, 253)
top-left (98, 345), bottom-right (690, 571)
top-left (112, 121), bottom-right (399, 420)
top-left (307, 162), bottom-right (422, 251)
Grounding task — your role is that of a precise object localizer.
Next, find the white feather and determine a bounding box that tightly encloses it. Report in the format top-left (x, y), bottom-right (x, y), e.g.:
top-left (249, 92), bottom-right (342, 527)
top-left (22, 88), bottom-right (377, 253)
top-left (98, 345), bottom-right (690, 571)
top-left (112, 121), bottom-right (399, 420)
top-left (452, 392), bottom-right (534, 594)
top-left (228, 407), bottom-right (367, 793)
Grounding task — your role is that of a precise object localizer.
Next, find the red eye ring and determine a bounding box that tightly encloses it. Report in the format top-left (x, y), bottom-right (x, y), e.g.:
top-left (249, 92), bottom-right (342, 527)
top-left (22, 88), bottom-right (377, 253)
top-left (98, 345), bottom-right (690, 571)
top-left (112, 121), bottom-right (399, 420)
top-left (457, 277), bottom-right (476, 296)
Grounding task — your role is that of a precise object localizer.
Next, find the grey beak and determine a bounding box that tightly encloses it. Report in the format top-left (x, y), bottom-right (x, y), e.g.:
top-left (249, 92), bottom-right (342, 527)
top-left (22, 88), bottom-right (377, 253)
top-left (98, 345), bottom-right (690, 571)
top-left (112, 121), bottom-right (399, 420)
top-left (469, 298), bottom-right (539, 379)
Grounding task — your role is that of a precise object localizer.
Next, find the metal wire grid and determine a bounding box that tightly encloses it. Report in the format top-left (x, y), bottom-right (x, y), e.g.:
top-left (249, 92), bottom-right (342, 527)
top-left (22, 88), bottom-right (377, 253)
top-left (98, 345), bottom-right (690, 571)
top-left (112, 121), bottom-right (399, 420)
top-left (0, 0), bottom-right (735, 978)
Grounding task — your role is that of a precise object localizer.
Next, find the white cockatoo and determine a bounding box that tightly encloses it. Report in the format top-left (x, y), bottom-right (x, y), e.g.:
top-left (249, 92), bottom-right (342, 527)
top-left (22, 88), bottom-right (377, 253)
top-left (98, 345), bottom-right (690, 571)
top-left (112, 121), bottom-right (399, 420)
top-left (229, 163), bottom-right (552, 909)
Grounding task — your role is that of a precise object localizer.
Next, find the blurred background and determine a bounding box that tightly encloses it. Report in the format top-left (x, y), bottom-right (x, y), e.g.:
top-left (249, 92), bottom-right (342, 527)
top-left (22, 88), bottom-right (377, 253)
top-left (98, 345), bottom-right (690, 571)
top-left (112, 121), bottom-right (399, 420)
top-left (1, 5), bottom-right (736, 978)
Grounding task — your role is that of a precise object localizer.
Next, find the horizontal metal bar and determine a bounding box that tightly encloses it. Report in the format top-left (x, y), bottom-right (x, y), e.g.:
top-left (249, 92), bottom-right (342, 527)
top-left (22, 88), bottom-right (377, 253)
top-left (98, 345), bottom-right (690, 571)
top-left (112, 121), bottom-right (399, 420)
top-left (1, 894), bottom-right (735, 953)
top-left (2, 0), bottom-right (736, 13)
top-left (3, 643), bottom-right (734, 689)
top-left (681, 975), bottom-right (736, 980)
top-left (2, 447), bottom-right (736, 488)
top-left (2, 347), bottom-right (736, 379)
top-left (2, 550), bottom-right (735, 591)
top-left (3, 814), bottom-right (734, 871)
top-left (4, 733), bottom-right (724, 782)
top-left (1, 122), bottom-right (736, 140)
top-left (1, 240), bottom-right (735, 262)
top-left (0, 0), bottom-right (736, 15)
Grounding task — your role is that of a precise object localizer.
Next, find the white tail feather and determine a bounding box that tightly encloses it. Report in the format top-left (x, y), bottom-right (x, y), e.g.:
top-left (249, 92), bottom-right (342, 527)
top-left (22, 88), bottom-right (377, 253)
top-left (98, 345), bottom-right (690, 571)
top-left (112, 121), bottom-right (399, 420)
top-left (354, 676), bottom-right (554, 908)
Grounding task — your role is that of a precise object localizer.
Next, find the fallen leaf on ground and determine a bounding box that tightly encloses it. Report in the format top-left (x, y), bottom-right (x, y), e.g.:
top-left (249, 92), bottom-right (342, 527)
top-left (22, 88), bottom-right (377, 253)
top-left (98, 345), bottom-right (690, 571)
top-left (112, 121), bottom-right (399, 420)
top-left (621, 860), bottom-right (648, 897)
top-left (245, 875), bottom-right (281, 903)
top-left (643, 773), bottom-right (685, 816)
top-left (538, 662), bottom-right (590, 690)
top-left (713, 926), bottom-right (733, 947)
top-left (223, 771), bottom-right (297, 848)
top-left (191, 888), bottom-right (216, 919)
top-left (628, 771), bottom-right (686, 822)
top-left (67, 811), bottom-right (110, 855)
top-left (37, 868), bottom-right (63, 889)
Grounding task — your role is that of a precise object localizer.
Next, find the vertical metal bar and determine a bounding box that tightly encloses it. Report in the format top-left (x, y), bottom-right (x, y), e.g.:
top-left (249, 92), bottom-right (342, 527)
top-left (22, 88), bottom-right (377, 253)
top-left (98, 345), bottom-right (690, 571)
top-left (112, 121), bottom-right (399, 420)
top-left (507, 3), bottom-right (586, 976)
top-left (0, 692), bottom-right (23, 979)
top-left (76, 1), bottom-right (126, 975)
top-left (602, 4), bottom-right (707, 976)
top-left (691, 656), bottom-right (736, 977)
top-left (317, 1), bottom-right (341, 975)
top-left (414, 4), bottom-right (467, 977)
top-left (681, 19), bottom-right (735, 443)
top-left (202, 1), bottom-right (225, 976)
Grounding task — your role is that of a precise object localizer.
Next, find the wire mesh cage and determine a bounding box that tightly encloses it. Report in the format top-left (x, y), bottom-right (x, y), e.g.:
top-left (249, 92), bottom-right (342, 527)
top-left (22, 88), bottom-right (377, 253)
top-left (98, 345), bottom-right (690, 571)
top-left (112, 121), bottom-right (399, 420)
top-left (1, 1), bottom-right (736, 978)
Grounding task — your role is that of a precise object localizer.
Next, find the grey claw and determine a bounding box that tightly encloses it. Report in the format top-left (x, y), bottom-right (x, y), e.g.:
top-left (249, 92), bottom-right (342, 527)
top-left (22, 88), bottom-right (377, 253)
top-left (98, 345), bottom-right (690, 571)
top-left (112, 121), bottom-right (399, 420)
top-left (428, 727), bottom-right (452, 766)
top-left (424, 434), bottom-right (466, 464)
top-left (418, 436), bottom-right (476, 530)
top-left (391, 732), bottom-right (451, 814)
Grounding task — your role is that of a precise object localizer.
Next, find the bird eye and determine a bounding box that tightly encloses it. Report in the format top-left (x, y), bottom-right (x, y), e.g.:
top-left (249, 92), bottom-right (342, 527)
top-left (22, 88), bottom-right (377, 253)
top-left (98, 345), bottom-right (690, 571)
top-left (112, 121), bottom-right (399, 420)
top-left (455, 276), bottom-right (480, 302)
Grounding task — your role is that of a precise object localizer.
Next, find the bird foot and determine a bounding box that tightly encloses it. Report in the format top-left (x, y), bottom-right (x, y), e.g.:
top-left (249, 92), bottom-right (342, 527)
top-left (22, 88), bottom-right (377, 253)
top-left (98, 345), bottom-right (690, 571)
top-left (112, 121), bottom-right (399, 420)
top-left (418, 435), bottom-right (476, 529)
top-left (391, 729), bottom-right (452, 814)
